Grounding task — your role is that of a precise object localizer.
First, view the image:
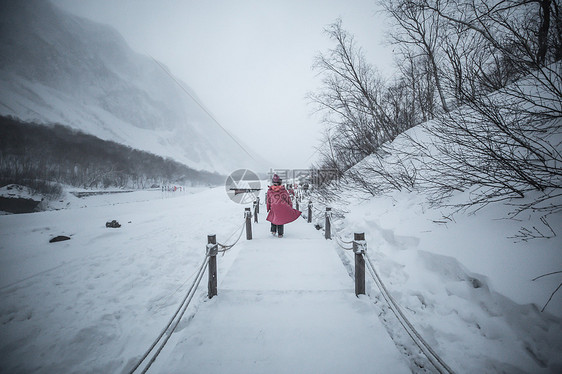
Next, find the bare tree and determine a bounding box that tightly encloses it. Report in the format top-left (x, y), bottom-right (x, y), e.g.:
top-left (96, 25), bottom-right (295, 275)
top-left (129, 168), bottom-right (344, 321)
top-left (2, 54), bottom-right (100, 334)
top-left (382, 0), bottom-right (452, 113)
top-left (310, 0), bottom-right (561, 224)
top-left (309, 19), bottom-right (399, 168)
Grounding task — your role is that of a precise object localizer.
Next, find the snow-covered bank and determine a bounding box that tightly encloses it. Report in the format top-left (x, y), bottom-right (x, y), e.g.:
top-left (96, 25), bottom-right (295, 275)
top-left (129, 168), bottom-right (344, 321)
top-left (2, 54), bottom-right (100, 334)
top-left (317, 187), bottom-right (562, 373)
top-left (0, 185), bottom-right (208, 214)
top-left (0, 185), bottom-right (43, 214)
top-left (0, 186), bottom-right (245, 373)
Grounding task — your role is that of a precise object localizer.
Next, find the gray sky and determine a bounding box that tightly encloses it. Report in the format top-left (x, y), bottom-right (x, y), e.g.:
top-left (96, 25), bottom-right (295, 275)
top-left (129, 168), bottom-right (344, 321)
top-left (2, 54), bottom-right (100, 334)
top-left (52, 0), bottom-right (395, 169)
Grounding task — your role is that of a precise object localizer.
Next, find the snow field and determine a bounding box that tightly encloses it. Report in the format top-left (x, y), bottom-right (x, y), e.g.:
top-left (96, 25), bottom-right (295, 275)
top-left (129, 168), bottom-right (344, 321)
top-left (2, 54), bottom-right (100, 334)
top-left (1, 184), bottom-right (561, 373)
top-left (0, 187), bottom-right (247, 373)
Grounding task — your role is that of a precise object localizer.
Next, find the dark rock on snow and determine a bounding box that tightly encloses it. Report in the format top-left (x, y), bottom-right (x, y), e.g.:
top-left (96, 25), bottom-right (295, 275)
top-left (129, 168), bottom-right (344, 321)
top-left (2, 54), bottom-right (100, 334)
top-left (106, 220), bottom-right (121, 228)
top-left (49, 235), bottom-right (70, 243)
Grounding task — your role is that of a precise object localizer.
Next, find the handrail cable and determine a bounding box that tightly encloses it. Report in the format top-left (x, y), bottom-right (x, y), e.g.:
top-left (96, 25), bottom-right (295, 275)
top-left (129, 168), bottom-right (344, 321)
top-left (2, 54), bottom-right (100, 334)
top-left (218, 220), bottom-right (246, 252)
top-left (364, 254), bottom-right (455, 374)
top-left (128, 254), bottom-right (209, 374)
top-left (140, 257), bottom-right (209, 374)
top-left (323, 206), bottom-right (455, 374)
top-left (155, 262), bottom-right (205, 310)
top-left (132, 217), bottom-right (247, 372)
top-left (334, 237), bottom-right (353, 251)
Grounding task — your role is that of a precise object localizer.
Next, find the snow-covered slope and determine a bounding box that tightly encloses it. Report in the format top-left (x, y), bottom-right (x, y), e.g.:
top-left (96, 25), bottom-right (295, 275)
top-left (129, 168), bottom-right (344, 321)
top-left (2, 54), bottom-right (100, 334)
top-left (334, 118), bottom-right (562, 320)
top-left (308, 110), bottom-right (562, 371)
top-left (0, 0), bottom-right (265, 174)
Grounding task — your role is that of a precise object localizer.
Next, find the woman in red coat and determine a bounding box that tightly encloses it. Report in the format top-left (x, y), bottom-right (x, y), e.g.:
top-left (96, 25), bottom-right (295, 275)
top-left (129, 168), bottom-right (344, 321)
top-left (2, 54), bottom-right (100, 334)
top-left (266, 174), bottom-right (301, 237)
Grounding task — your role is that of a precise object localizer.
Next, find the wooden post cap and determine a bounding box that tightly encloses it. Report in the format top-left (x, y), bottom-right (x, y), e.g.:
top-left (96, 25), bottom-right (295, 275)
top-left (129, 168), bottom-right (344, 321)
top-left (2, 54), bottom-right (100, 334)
top-left (354, 232), bottom-right (365, 241)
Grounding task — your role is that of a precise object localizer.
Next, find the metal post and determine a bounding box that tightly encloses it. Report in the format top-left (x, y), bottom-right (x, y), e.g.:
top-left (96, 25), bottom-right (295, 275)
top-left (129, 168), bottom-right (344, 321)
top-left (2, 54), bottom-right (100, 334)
top-left (255, 197), bottom-right (260, 214)
top-left (307, 201), bottom-right (312, 223)
top-left (207, 234), bottom-right (218, 299)
top-left (245, 207), bottom-right (253, 240)
top-left (353, 232), bottom-right (366, 296)
top-left (296, 199), bottom-right (299, 211)
top-left (325, 207), bottom-right (332, 240)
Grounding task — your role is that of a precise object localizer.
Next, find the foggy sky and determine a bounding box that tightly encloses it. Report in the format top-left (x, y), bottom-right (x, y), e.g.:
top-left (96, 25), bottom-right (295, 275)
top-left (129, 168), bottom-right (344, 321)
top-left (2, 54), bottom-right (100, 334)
top-left (51, 0), bottom-right (395, 170)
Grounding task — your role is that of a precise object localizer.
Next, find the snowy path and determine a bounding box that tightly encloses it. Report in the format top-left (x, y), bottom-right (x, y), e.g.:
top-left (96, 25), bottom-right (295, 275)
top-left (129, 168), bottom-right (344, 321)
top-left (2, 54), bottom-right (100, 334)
top-left (150, 217), bottom-right (410, 373)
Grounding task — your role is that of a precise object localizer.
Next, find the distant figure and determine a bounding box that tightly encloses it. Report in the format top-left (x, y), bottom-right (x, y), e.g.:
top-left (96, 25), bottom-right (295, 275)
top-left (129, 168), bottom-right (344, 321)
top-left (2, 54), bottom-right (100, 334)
top-left (266, 174), bottom-right (301, 238)
top-left (287, 184), bottom-right (295, 197)
top-left (286, 184), bottom-right (296, 208)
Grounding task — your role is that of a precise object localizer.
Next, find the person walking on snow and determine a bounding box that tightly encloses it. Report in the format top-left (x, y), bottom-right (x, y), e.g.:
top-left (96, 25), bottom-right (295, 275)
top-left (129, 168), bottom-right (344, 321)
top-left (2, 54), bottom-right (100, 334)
top-left (266, 174), bottom-right (301, 237)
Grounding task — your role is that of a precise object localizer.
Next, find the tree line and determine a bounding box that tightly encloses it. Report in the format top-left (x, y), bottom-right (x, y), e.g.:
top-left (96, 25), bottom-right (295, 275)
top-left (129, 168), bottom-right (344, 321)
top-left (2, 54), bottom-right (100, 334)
top-left (0, 116), bottom-right (224, 197)
top-left (310, 0), bottom-right (561, 220)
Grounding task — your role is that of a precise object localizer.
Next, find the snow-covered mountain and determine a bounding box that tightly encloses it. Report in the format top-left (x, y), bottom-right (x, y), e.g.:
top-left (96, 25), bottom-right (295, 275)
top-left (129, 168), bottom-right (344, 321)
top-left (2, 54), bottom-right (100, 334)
top-left (0, 0), bottom-right (266, 175)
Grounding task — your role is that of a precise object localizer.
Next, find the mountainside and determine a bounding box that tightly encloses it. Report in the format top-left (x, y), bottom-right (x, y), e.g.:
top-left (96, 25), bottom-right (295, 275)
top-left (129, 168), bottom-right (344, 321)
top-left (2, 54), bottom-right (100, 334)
top-left (0, 116), bottom-right (224, 195)
top-left (0, 0), bottom-right (265, 174)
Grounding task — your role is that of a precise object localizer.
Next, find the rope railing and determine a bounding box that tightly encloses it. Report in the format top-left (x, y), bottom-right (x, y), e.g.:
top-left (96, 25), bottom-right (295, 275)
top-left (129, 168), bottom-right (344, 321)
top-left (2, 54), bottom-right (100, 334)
top-left (128, 254), bottom-right (209, 374)
top-left (333, 234), bottom-right (354, 251)
top-left (305, 199), bottom-right (455, 374)
top-left (129, 205), bottom-right (256, 373)
top-left (326, 212), bottom-right (354, 249)
top-left (132, 193), bottom-right (454, 373)
top-left (217, 220), bottom-right (246, 253)
top-left (364, 254), bottom-right (455, 374)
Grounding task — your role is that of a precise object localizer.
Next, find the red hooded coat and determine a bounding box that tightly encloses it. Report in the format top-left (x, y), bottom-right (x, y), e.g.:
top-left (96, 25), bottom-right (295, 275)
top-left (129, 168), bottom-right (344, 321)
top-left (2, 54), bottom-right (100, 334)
top-left (266, 185), bottom-right (301, 225)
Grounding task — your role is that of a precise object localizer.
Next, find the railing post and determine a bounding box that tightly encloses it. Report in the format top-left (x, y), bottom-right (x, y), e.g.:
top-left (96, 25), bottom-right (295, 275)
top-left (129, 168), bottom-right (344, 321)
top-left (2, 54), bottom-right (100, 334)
top-left (253, 201), bottom-right (258, 223)
top-left (353, 232), bottom-right (366, 296)
top-left (325, 207), bottom-right (332, 240)
top-left (307, 201), bottom-right (312, 223)
top-left (207, 234), bottom-right (218, 299)
top-left (255, 197), bottom-right (260, 214)
top-left (245, 207), bottom-right (253, 240)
